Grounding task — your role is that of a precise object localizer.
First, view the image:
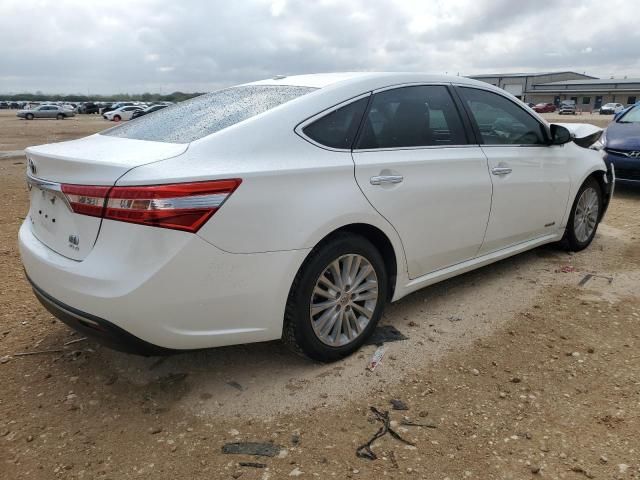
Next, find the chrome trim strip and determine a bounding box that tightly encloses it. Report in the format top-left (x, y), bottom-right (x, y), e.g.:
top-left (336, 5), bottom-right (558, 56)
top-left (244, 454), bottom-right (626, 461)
top-left (26, 172), bottom-right (63, 192)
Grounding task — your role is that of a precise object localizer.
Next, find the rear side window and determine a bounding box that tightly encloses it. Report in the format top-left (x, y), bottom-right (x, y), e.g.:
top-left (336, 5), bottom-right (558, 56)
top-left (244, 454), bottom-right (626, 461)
top-left (356, 85), bottom-right (468, 149)
top-left (460, 87), bottom-right (547, 145)
top-left (302, 97), bottom-right (369, 149)
top-left (102, 85), bottom-right (317, 144)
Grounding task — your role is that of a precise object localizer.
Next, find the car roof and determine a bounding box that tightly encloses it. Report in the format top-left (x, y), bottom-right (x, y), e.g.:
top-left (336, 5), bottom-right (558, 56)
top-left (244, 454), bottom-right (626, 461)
top-left (244, 72), bottom-right (493, 91)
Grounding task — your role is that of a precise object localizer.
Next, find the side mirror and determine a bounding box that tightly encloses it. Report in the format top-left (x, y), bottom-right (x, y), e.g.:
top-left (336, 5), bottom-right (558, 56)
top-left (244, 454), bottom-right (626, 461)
top-left (550, 124), bottom-right (572, 145)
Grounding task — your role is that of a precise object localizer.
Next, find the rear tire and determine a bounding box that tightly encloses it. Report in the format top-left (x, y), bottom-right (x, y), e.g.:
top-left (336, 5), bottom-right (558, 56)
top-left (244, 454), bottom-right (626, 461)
top-left (113, 115), bottom-right (121, 122)
top-left (560, 177), bottom-right (602, 251)
top-left (26, 113), bottom-right (34, 120)
top-left (283, 233), bottom-right (388, 362)
top-left (56, 113), bottom-right (64, 120)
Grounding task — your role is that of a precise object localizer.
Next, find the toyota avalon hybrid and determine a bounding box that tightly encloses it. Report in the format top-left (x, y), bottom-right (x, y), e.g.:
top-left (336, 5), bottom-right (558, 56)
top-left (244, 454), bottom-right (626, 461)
top-left (19, 73), bottom-right (614, 361)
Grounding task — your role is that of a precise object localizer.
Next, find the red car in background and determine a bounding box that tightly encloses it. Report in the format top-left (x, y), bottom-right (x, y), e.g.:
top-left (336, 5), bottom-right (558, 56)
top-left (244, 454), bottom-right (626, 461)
top-left (533, 103), bottom-right (556, 113)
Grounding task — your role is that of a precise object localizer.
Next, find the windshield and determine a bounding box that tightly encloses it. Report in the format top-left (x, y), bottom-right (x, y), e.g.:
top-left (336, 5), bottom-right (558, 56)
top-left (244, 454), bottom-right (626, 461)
top-left (102, 85), bottom-right (317, 144)
top-left (618, 106), bottom-right (640, 123)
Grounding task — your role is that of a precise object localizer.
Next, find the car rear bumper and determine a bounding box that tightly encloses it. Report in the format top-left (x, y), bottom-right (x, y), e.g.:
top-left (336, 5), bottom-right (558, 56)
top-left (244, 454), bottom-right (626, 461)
top-left (28, 277), bottom-right (175, 355)
top-left (19, 219), bottom-right (309, 352)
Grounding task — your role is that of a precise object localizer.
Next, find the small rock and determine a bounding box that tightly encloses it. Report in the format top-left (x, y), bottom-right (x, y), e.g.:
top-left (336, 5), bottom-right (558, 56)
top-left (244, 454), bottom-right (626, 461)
top-left (531, 465), bottom-right (541, 474)
top-left (289, 467), bottom-right (303, 476)
top-left (599, 455), bottom-right (608, 464)
top-left (510, 377), bottom-right (522, 384)
top-left (0, 356), bottom-right (10, 364)
top-left (499, 392), bottom-right (507, 399)
top-left (291, 433), bottom-right (300, 445)
top-left (618, 464), bottom-right (629, 474)
top-left (149, 427), bottom-right (162, 435)
top-left (26, 435), bottom-right (34, 442)
top-left (408, 321), bottom-right (418, 327)
top-left (390, 399), bottom-right (408, 411)
top-left (471, 368), bottom-right (480, 376)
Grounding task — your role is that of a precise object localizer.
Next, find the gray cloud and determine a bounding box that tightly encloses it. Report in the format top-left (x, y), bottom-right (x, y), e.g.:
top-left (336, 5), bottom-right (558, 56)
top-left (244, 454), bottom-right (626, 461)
top-left (0, 0), bottom-right (638, 94)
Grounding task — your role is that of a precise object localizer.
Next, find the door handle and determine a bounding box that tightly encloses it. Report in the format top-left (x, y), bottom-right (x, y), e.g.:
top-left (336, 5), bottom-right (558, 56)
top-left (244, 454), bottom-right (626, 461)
top-left (370, 175), bottom-right (403, 185)
top-left (491, 166), bottom-right (512, 176)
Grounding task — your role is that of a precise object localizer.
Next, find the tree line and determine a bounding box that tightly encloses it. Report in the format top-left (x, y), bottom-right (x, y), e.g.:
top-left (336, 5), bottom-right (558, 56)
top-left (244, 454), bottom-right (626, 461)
top-left (3, 92), bottom-right (204, 102)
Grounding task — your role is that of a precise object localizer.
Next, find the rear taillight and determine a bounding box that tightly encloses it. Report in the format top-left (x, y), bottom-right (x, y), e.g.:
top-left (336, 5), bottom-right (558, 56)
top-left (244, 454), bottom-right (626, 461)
top-left (61, 179), bottom-right (241, 233)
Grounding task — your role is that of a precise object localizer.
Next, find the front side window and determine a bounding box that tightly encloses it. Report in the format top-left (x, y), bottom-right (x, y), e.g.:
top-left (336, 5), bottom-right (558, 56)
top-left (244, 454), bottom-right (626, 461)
top-left (356, 85), bottom-right (468, 149)
top-left (302, 97), bottom-right (368, 149)
top-left (102, 85), bottom-right (317, 143)
top-left (460, 87), bottom-right (547, 145)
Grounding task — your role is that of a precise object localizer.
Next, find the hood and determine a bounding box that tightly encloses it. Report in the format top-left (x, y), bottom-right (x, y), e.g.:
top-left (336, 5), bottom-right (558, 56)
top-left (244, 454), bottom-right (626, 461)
top-left (604, 121), bottom-right (640, 150)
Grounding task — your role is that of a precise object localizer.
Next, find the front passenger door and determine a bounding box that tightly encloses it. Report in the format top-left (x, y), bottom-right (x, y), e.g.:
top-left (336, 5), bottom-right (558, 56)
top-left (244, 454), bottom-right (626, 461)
top-left (458, 87), bottom-right (571, 254)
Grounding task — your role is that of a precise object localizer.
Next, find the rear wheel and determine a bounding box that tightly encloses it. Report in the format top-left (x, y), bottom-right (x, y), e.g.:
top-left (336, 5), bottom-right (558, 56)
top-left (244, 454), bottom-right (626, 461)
top-left (560, 177), bottom-right (602, 251)
top-left (283, 233), bottom-right (388, 362)
top-left (26, 113), bottom-right (34, 120)
top-left (113, 115), bottom-right (121, 122)
top-left (56, 113), bottom-right (64, 120)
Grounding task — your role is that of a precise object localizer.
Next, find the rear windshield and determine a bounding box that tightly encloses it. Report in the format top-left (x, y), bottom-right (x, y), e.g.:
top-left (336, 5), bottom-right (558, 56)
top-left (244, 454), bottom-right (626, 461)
top-left (101, 85), bottom-right (317, 143)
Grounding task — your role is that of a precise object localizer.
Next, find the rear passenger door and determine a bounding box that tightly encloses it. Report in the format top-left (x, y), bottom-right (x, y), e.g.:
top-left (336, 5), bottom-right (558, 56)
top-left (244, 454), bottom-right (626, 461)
top-left (352, 85), bottom-right (492, 279)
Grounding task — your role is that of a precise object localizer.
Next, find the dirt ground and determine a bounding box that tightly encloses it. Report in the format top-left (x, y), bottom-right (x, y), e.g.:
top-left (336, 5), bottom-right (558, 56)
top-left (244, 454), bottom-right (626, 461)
top-left (1, 110), bottom-right (639, 479)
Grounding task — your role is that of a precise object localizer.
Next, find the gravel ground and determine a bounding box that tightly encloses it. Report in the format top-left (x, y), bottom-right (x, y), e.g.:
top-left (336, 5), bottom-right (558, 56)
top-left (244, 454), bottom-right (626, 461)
top-left (1, 110), bottom-right (639, 479)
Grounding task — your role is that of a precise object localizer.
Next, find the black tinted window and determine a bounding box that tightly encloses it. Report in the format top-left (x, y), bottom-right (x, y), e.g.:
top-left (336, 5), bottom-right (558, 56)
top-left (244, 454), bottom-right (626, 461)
top-left (460, 88), bottom-right (546, 145)
top-left (356, 86), bottom-right (467, 149)
top-left (102, 85), bottom-right (316, 143)
top-left (303, 97), bottom-right (368, 149)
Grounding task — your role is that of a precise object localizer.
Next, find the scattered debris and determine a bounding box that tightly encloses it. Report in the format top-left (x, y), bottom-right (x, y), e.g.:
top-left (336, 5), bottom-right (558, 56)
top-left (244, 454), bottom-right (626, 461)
top-left (154, 373), bottom-right (188, 385)
top-left (388, 450), bottom-right (399, 469)
top-left (366, 346), bottom-right (387, 371)
top-left (0, 355), bottom-right (10, 364)
top-left (558, 265), bottom-right (576, 273)
top-left (578, 273), bottom-right (613, 287)
top-left (289, 467), bottom-right (304, 476)
top-left (14, 349), bottom-right (63, 357)
top-left (222, 442), bottom-right (282, 457)
top-left (226, 381), bottom-right (245, 391)
top-left (390, 399), bottom-right (408, 411)
top-left (356, 407), bottom-right (415, 460)
top-left (570, 465), bottom-right (594, 478)
top-left (149, 426), bottom-right (162, 435)
top-left (63, 337), bottom-right (87, 346)
top-left (365, 325), bottom-right (408, 345)
top-left (239, 462), bottom-right (266, 468)
top-left (400, 419), bottom-right (437, 428)
top-left (448, 315), bottom-right (463, 322)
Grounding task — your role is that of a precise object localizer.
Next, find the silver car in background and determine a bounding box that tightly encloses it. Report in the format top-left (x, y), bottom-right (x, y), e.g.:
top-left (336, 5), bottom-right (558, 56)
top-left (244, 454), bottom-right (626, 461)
top-left (17, 105), bottom-right (75, 120)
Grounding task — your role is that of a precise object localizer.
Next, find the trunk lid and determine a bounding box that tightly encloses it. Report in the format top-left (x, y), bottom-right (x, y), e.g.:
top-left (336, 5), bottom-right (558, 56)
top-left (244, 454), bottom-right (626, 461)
top-left (25, 134), bottom-right (188, 261)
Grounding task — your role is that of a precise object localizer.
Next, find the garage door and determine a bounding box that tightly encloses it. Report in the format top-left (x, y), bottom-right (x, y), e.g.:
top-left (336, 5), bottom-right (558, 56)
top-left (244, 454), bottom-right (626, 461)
top-left (503, 84), bottom-right (523, 96)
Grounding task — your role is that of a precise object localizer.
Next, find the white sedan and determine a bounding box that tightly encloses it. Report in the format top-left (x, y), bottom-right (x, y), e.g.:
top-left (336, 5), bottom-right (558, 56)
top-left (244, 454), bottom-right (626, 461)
top-left (19, 73), bottom-right (614, 361)
top-left (103, 105), bottom-right (143, 121)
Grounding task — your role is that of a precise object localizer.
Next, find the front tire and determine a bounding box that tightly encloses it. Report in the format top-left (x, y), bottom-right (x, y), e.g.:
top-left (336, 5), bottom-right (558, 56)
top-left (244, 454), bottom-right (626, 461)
top-left (56, 113), bottom-right (64, 120)
top-left (26, 113), bottom-right (34, 120)
top-left (561, 177), bottom-right (602, 251)
top-left (113, 115), bottom-right (121, 122)
top-left (283, 233), bottom-right (388, 362)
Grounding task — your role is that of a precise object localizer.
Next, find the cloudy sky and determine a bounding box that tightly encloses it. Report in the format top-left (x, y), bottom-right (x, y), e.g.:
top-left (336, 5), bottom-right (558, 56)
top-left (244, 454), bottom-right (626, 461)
top-left (1, 0), bottom-right (639, 95)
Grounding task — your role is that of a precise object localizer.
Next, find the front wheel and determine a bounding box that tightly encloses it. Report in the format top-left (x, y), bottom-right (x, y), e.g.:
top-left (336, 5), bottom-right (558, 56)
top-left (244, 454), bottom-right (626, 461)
top-left (56, 113), bottom-right (64, 120)
top-left (113, 115), bottom-right (121, 122)
top-left (561, 177), bottom-right (602, 251)
top-left (283, 233), bottom-right (388, 362)
top-left (26, 113), bottom-right (34, 120)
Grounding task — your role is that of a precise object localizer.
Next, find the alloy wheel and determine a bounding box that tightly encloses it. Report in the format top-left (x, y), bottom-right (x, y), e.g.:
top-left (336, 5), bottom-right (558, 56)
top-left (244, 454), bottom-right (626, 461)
top-left (573, 187), bottom-right (599, 243)
top-left (310, 254), bottom-right (378, 347)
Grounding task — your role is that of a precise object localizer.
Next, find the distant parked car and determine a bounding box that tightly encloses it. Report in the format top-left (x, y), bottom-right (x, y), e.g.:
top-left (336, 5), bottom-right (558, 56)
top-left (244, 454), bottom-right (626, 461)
top-left (103, 105), bottom-right (143, 121)
top-left (558, 101), bottom-right (576, 115)
top-left (102, 102), bottom-right (135, 115)
top-left (533, 102), bottom-right (556, 113)
top-left (599, 105), bottom-right (640, 182)
top-left (600, 103), bottom-right (624, 115)
top-left (17, 105), bottom-right (75, 120)
top-left (130, 104), bottom-right (168, 119)
top-left (79, 103), bottom-right (100, 114)
top-left (0, 102), bottom-right (9, 109)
